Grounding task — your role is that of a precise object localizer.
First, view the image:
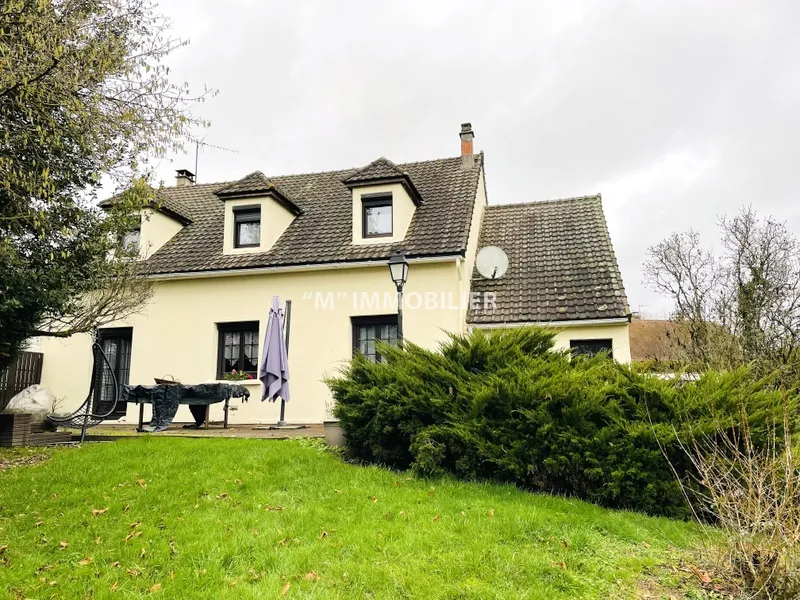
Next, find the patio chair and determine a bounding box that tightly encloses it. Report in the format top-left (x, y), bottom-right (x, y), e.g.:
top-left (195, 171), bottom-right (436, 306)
top-left (47, 338), bottom-right (120, 443)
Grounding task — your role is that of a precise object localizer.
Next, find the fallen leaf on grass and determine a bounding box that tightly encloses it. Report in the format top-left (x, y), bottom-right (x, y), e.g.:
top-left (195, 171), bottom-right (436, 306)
top-left (370, 496), bottom-right (378, 503)
top-left (35, 520), bottom-right (44, 527)
top-left (460, 511), bottom-right (466, 517)
top-left (136, 479), bottom-right (146, 489)
top-left (140, 547), bottom-right (147, 559)
top-left (432, 515), bottom-right (441, 522)
top-left (320, 530), bottom-right (330, 539)
top-left (149, 583), bottom-right (162, 593)
top-left (111, 561), bottom-right (121, 568)
top-left (111, 581), bottom-right (119, 592)
top-left (230, 580), bottom-right (238, 587)
top-left (550, 561), bottom-right (567, 570)
top-left (333, 489), bottom-right (342, 494)
top-left (689, 565), bottom-right (712, 584)
top-left (95, 537), bottom-right (101, 545)
top-left (124, 531), bottom-right (143, 543)
top-left (234, 479), bottom-right (242, 485)
top-left (303, 571), bottom-right (319, 581)
top-left (487, 509), bottom-right (495, 517)
top-left (280, 581), bottom-right (291, 596)
top-left (92, 508), bottom-right (109, 517)
top-left (127, 568), bottom-right (141, 577)
top-left (78, 557), bottom-right (93, 566)
top-left (265, 505), bottom-right (285, 512)
top-left (277, 537), bottom-right (289, 547)
top-left (0, 545), bottom-right (6, 555)
top-left (216, 493), bottom-right (229, 500)
top-left (641, 540), bottom-right (651, 548)
top-left (130, 522), bottom-right (141, 529)
top-left (59, 541), bottom-right (68, 549)
top-left (169, 540), bottom-right (177, 555)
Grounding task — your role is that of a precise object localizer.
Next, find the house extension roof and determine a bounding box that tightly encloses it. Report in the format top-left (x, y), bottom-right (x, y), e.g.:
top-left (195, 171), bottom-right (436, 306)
top-left (629, 319), bottom-right (690, 363)
top-left (133, 154), bottom-right (483, 275)
top-left (468, 195), bottom-right (630, 324)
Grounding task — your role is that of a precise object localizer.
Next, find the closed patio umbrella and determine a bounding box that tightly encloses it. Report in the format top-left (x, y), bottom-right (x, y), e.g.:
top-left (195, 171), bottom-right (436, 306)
top-left (259, 297), bottom-right (290, 415)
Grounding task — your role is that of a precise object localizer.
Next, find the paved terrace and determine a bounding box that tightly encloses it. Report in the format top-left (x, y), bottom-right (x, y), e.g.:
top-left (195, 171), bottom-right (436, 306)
top-left (74, 423), bottom-right (324, 441)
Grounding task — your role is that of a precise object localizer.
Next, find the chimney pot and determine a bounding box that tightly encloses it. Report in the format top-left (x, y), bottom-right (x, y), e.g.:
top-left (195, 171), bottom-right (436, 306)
top-left (459, 122), bottom-right (474, 156)
top-left (176, 169), bottom-right (195, 187)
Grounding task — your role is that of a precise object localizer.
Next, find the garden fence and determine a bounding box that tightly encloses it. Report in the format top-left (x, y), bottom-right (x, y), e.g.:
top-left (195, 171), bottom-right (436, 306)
top-left (0, 352), bottom-right (44, 411)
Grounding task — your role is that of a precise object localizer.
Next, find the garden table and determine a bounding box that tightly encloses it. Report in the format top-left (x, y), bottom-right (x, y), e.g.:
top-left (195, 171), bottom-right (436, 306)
top-left (122, 383), bottom-right (250, 432)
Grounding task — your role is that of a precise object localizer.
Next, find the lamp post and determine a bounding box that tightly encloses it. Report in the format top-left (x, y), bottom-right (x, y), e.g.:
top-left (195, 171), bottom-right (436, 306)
top-left (387, 252), bottom-right (409, 344)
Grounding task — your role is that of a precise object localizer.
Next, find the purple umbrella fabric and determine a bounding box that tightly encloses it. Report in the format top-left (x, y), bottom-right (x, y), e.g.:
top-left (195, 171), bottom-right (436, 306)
top-left (258, 296), bottom-right (290, 402)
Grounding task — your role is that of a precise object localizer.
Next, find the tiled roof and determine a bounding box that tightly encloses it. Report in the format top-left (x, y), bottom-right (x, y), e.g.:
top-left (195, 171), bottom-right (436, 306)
top-left (99, 190), bottom-right (194, 225)
top-left (343, 157), bottom-right (408, 183)
top-left (342, 157), bottom-right (423, 205)
top-left (468, 195), bottom-right (630, 324)
top-left (136, 154), bottom-right (483, 275)
top-left (214, 171), bottom-right (303, 215)
top-left (629, 319), bottom-right (689, 362)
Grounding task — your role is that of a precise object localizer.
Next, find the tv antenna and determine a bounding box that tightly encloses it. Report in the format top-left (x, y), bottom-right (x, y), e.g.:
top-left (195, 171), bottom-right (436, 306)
top-left (193, 139), bottom-right (238, 182)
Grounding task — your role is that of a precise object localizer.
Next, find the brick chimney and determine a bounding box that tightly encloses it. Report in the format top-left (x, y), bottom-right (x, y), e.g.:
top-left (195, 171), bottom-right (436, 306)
top-left (460, 123), bottom-right (474, 156)
top-left (176, 169), bottom-right (195, 187)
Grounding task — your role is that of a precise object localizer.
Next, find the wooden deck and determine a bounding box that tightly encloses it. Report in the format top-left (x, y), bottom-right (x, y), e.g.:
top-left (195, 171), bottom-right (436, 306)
top-left (77, 422), bottom-right (324, 441)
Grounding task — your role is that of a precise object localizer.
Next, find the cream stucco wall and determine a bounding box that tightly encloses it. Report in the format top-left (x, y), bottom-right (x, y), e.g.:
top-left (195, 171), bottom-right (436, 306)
top-left (222, 196), bottom-right (296, 255)
top-left (140, 209), bottom-right (184, 259)
top-left (351, 183), bottom-right (416, 245)
top-left (471, 321), bottom-right (632, 363)
top-left (38, 260), bottom-right (465, 425)
top-left (550, 322), bottom-right (631, 363)
top-left (458, 169), bottom-right (487, 331)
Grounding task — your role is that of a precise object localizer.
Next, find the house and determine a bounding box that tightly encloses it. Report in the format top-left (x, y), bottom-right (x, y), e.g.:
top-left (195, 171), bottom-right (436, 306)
top-left (629, 318), bottom-right (690, 364)
top-left (38, 124), bottom-right (631, 424)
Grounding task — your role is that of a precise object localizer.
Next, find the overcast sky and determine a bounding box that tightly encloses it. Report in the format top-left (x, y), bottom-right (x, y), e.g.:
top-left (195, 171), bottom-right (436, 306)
top-left (153, 0), bottom-right (800, 317)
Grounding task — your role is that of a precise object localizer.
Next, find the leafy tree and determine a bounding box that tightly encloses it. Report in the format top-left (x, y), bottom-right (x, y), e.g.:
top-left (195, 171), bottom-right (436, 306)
top-left (0, 0), bottom-right (211, 363)
top-left (644, 207), bottom-right (800, 374)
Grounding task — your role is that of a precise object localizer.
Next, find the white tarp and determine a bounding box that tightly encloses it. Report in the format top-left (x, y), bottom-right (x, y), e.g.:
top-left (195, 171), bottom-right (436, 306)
top-left (5, 384), bottom-right (53, 415)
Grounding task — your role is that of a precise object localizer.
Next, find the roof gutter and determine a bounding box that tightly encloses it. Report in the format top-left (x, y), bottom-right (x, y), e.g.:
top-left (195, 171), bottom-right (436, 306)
top-left (145, 254), bottom-right (463, 281)
top-left (469, 317), bottom-right (631, 329)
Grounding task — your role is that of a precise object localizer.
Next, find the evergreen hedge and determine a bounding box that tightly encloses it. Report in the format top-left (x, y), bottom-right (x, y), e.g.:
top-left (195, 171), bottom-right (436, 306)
top-left (327, 327), bottom-right (792, 518)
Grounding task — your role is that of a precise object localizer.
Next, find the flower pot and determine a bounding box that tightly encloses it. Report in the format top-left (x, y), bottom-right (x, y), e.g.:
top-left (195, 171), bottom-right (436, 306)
top-left (323, 419), bottom-right (346, 447)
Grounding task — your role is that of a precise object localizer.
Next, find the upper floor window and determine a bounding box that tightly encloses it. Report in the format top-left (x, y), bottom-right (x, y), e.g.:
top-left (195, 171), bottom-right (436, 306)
top-left (352, 315), bottom-right (398, 363)
top-left (234, 207), bottom-right (261, 248)
top-left (122, 227), bottom-right (141, 252)
top-left (217, 321), bottom-right (259, 378)
top-left (570, 339), bottom-right (613, 359)
top-left (362, 194), bottom-right (392, 238)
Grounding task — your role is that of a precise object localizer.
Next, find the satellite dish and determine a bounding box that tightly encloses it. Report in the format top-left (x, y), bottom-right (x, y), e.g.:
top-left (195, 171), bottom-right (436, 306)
top-left (476, 246), bottom-right (509, 279)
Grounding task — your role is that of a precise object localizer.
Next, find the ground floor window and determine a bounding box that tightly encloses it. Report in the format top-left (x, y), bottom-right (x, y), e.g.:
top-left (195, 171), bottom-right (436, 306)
top-left (94, 327), bottom-right (132, 419)
top-left (217, 321), bottom-right (259, 378)
top-left (570, 338), bottom-right (613, 359)
top-left (352, 315), bottom-right (398, 363)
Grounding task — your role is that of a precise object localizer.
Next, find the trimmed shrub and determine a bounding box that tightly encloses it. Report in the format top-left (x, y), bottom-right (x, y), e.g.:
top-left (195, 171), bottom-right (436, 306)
top-left (327, 327), bottom-right (794, 518)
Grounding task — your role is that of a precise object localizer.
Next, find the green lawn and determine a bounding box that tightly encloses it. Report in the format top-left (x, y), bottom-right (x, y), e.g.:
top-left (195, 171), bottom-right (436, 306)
top-left (0, 438), bottom-right (706, 599)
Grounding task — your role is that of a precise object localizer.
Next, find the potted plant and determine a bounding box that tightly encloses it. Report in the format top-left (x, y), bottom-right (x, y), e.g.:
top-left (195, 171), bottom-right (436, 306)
top-left (223, 369), bottom-right (254, 382)
top-left (323, 401), bottom-right (345, 447)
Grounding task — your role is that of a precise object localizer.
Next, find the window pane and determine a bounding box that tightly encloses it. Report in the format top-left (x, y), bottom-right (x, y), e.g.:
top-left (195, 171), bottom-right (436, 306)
top-left (569, 339), bottom-right (613, 359)
top-left (123, 229), bottom-right (140, 252)
top-left (365, 205), bottom-right (392, 236)
top-left (238, 221), bottom-right (260, 246)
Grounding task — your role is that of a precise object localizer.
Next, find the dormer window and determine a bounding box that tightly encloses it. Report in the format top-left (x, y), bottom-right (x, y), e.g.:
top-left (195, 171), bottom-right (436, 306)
top-left (123, 226), bottom-right (141, 253)
top-left (234, 206), bottom-right (261, 248)
top-left (362, 194), bottom-right (393, 238)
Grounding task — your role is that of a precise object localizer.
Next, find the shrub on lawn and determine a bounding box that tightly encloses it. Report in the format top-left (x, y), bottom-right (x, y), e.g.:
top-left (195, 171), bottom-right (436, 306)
top-left (327, 327), bottom-right (794, 518)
